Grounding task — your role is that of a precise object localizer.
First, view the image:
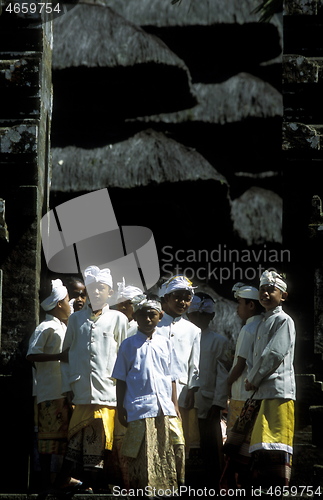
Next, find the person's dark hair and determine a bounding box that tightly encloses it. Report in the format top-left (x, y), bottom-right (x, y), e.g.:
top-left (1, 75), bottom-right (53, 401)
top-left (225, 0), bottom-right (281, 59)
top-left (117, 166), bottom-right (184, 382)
top-left (195, 292), bottom-right (215, 303)
top-left (65, 275), bottom-right (85, 293)
top-left (245, 298), bottom-right (264, 314)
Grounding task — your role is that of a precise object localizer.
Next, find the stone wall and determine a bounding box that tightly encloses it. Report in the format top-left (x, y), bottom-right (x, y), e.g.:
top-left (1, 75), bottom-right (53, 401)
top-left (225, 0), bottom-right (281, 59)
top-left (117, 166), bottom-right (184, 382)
top-left (283, 0), bottom-right (323, 375)
top-left (0, 4), bottom-right (52, 492)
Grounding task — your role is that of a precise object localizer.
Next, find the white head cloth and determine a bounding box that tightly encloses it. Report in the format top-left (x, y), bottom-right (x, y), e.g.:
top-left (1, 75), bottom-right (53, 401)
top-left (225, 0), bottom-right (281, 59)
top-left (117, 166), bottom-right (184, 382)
top-left (159, 275), bottom-right (196, 297)
top-left (117, 277), bottom-right (143, 302)
top-left (232, 282), bottom-right (259, 301)
top-left (133, 296), bottom-right (163, 313)
top-left (41, 279), bottom-right (68, 311)
top-left (83, 265), bottom-right (113, 288)
top-left (187, 295), bottom-right (215, 314)
top-left (260, 270), bottom-right (287, 292)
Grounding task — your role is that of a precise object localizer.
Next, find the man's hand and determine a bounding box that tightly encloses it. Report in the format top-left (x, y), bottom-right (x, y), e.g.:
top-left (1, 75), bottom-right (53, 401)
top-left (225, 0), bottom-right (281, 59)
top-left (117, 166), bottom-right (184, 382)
top-left (117, 407), bottom-right (128, 428)
top-left (207, 405), bottom-right (221, 421)
top-left (245, 379), bottom-right (257, 392)
top-left (60, 348), bottom-right (70, 362)
top-left (184, 387), bottom-right (198, 410)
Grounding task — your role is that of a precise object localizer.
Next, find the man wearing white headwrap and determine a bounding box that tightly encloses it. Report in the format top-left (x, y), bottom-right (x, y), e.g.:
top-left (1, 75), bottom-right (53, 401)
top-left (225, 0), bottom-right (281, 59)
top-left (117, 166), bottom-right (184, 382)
top-left (26, 279), bottom-right (72, 490)
top-left (159, 274), bottom-right (197, 298)
top-left (187, 293), bottom-right (231, 491)
top-left (227, 283), bottom-right (264, 431)
top-left (115, 277), bottom-right (144, 337)
top-left (57, 265), bottom-right (128, 493)
top-left (108, 280), bottom-right (145, 487)
top-left (220, 283), bottom-right (264, 491)
top-left (156, 275), bottom-right (200, 475)
top-left (112, 296), bottom-right (184, 489)
top-left (245, 270), bottom-right (296, 491)
top-left (259, 269), bottom-right (288, 293)
top-left (39, 279), bottom-right (70, 313)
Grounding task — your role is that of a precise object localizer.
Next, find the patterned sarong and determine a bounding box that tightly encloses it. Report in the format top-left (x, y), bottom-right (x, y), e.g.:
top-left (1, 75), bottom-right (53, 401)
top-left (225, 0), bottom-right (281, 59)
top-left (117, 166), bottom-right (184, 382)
top-left (224, 395), bottom-right (261, 459)
top-left (105, 410), bottom-right (129, 487)
top-left (38, 398), bottom-right (70, 455)
top-left (169, 416), bottom-right (186, 486)
top-left (250, 399), bottom-right (294, 454)
top-left (65, 405), bottom-right (115, 470)
top-left (68, 404), bottom-right (115, 450)
top-left (250, 399), bottom-right (294, 487)
top-left (123, 416), bottom-right (179, 494)
top-left (227, 399), bottom-right (245, 432)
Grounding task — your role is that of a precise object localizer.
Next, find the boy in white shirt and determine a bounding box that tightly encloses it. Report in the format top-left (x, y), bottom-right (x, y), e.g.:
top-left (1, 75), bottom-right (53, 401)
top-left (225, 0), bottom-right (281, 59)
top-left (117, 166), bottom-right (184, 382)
top-left (187, 293), bottom-right (231, 490)
top-left (57, 265), bottom-right (128, 494)
top-left (115, 277), bottom-right (144, 337)
top-left (112, 297), bottom-right (184, 491)
top-left (227, 283), bottom-right (263, 430)
top-left (222, 283), bottom-right (263, 491)
top-left (27, 279), bottom-right (72, 491)
top-left (66, 276), bottom-right (87, 313)
top-left (157, 276), bottom-right (200, 447)
top-left (245, 270), bottom-right (296, 491)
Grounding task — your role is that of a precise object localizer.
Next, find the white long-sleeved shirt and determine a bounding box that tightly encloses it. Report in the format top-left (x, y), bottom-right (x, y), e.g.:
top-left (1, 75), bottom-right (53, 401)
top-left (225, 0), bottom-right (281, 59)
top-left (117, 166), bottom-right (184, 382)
top-left (112, 329), bottom-right (180, 422)
top-left (230, 315), bottom-right (263, 401)
top-left (247, 306), bottom-right (296, 400)
top-left (156, 312), bottom-right (200, 407)
top-left (196, 327), bottom-right (231, 418)
top-left (60, 304), bottom-right (128, 405)
top-left (27, 315), bottom-right (66, 404)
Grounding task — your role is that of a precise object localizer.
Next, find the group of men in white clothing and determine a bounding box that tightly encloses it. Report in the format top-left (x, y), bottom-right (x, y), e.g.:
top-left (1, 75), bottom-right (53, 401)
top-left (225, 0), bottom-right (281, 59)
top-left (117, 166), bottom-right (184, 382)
top-left (27, 265), bottom-right (296, 495)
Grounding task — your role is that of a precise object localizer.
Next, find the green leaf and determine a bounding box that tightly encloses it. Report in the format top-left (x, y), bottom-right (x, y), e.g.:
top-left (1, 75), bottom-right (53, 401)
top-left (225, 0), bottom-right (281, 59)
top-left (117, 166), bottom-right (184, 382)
top-left (252, 0), bottom-right (282, 22)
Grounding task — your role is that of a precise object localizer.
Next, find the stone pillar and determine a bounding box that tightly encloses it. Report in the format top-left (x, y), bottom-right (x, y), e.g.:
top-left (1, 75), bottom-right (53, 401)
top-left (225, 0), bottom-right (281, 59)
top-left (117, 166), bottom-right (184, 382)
top-left (310, 196), bottom-right (323, 358)
top-left (283, 0), bottom-right (323, 367)
top-left (0, 3), bottom-right (52, 492)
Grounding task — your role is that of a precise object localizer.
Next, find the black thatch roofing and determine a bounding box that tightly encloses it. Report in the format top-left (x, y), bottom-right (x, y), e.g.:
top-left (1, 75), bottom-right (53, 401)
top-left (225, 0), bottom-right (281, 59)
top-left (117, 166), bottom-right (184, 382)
top-left (96, 0), bottom-right (268, 26)
top-left (99, 0), bottom-right (282, 85)
top-left (127, 73), bottom-right (283, 125)
top-left (51, 129), bottom-right (228, 191)
top-left (52, 2), bottom-right (193, 71)
top-left (230, 186), bottom-right (282, 245)
top-left (51, 2), bottom-right (197, 142)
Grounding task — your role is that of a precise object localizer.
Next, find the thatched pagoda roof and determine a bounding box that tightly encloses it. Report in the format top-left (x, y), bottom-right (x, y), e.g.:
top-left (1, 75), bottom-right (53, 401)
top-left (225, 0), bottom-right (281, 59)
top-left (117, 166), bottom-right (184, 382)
top-left (98, 0), bottom-right (282, 81)
top-left (51, 2), bottom-right (197, 140)
top-left (230, 186), bottom-right (282, 245)
top-left (127, 73), bottom-right (283, 126)
top-left (51, 129), bottom-right (228, 192)
top-left (52, 2), bottom-right (194, 72)
top-left (95, 0), bottom-right (271, 26)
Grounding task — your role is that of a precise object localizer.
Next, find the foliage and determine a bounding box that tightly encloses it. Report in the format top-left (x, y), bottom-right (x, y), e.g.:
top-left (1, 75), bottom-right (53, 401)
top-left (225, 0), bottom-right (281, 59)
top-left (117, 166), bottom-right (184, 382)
top-left (252, 0), bottom-right (283, 21)
top-left (170, 0), bottom-right (283, 22)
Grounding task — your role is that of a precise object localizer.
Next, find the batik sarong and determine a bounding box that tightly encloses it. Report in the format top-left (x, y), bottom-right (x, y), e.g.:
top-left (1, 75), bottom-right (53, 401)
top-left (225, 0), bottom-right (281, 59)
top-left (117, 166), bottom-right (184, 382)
top-left (65, 405), bottom-right (115, 470)
top-left (227, 399), bottom-right (245, 432)
top-left (104, 410), bottom-right (129, 487)
top-left (122, 415), bottom-right (178, 494)
top-left (250, 399), bottom-right (294, 487)
top-left (38, 397), bottom-right (70, 455)
top-left (169, 416), bottom-right (186, 486)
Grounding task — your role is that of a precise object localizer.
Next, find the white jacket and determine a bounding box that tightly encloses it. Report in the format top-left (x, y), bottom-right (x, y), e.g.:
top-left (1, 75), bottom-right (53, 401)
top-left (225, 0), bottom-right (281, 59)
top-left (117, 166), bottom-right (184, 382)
top-left (247, 306), bottom-right (296, 400)
top-left (230, 315), bottom-right (263, 401)
top-left (156, 312), bottom-right (200, 407)
top-left (196, 327), bottom-right (231, 417)
top-left (27, 315), bottom-right (66, 404)
top-left (61, 304), bottom-right (128, 405)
